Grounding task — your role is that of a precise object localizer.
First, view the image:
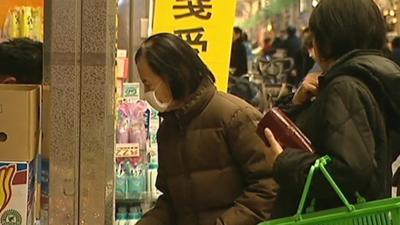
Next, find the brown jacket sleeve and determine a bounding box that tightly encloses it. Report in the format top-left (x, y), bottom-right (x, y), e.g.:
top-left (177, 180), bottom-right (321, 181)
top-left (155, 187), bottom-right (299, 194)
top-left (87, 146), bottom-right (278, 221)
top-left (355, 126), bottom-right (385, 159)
top-left (217, 107), bottom-right (278, 225)
top-left (137, 170), bottom-right (175, 225)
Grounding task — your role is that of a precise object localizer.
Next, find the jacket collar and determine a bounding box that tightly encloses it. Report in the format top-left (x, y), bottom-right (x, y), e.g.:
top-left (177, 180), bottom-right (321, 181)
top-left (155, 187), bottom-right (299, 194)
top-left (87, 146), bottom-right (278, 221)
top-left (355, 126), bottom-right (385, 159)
top-left (319, 49), bottom-right (383, 88)
top-left (317, 49), bottom-right (400, 128)
top-left (159, 77), bottom-right (216, 122)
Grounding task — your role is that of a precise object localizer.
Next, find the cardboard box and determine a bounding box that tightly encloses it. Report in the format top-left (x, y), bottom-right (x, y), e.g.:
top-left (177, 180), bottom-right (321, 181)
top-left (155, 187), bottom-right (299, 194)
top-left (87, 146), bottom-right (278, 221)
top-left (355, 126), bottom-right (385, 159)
top-left (0, 160), bottom-right (35, 225)
top-left (0, 85), bottom-right (39, 161)
top-left (41, 86), bottom-right (50, 160)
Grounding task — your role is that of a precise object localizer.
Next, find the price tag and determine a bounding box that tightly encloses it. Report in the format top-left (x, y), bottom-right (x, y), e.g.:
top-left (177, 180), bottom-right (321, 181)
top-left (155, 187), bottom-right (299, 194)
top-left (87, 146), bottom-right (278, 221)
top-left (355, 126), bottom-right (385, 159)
top-left (115, 143), bottom-right (140, 158)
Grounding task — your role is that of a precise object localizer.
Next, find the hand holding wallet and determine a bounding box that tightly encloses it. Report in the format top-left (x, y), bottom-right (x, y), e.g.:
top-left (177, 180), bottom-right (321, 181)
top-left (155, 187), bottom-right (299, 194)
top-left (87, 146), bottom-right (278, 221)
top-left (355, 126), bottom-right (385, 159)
top-left (257, 108), bottom-right (314, 152)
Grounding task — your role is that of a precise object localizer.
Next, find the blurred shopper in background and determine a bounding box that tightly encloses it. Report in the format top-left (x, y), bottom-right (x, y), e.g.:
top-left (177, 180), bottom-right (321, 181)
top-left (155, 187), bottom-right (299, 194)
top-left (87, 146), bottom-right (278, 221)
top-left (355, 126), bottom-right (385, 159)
top-left (135, 33), bottom-right (278, 225)
top-left (261, 37), bottom-right (274, 57)
top-left (263, 0), bottom-right (400, 218)
top-left (243, 32), bottom-right (255, 72)
top-left (230, 27), bottom-right (248, 77)
top-left (281, 26), bottom-right (303, 86)
top-left (281, 26), bottom-right (301, 61)
top-left (272, 30), bottom-right (287, 49)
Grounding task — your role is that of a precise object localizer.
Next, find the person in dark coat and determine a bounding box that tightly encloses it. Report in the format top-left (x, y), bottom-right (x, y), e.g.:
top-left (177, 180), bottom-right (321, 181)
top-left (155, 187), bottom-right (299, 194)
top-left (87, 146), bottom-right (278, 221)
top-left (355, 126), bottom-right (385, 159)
top-left (281, 26), bottom-right (301, 60)
top-left (281, 26), bottom-right (303, 85)
top-left (230, 27), bottom-right (248, 77)
top-left (135, 33), bottom-right (278, 225)
top-left (263, 0), bottom-right (400, 218)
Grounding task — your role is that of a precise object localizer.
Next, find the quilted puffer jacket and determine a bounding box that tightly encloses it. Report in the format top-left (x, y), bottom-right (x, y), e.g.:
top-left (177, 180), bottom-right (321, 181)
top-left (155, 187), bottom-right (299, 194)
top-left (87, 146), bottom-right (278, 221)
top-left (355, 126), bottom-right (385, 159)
top-left (137, 78), bottom-right (278, 225)
top-left (271, 50), bottom-right (400, 218)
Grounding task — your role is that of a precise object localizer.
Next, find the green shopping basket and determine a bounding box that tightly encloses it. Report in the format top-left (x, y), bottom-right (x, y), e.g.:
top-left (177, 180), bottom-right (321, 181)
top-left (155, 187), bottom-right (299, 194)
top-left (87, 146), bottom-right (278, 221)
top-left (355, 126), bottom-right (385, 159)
top-left (259, 156), bottom-right (400, 225)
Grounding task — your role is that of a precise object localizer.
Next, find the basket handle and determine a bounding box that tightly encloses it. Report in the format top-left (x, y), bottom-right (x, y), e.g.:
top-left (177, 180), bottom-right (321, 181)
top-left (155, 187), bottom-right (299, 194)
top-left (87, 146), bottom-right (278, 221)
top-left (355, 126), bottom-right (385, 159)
top-left (294, 156), bottom-right (355, 221)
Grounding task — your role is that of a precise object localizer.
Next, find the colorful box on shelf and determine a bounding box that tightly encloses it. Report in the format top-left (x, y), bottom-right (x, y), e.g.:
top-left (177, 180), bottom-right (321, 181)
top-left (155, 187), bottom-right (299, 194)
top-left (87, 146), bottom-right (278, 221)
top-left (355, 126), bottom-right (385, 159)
top-left (0, 161), bottom-right (36, 225)
top-left (122, 83), bottom-right (140, 103)
top-left (115, 49), bottom-right (129, 81)
top-left (115, 58), bottom-right (129, 80)
top-left (117, 49), bottom-right (128, 58)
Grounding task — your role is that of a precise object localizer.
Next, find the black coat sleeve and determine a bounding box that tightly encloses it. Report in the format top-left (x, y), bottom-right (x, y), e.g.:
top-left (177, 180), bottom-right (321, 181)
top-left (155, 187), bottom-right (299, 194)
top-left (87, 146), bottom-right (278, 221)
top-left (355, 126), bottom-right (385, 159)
top-left (273, 79), bottom-right (380, 200)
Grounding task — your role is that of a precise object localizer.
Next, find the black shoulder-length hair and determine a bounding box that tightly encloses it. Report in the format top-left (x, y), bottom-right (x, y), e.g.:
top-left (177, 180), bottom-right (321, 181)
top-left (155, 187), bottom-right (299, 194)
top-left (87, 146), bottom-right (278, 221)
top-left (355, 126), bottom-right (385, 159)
top-left (309, 0), bottom-right (386, 60)
top-left (135, 33), bottom-right (216, 100)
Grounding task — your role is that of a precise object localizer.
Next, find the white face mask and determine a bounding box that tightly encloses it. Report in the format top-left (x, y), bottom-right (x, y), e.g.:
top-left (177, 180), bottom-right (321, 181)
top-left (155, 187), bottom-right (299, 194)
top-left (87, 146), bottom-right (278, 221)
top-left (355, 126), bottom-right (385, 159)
top-left (143, 82), bottom-right (171, 112)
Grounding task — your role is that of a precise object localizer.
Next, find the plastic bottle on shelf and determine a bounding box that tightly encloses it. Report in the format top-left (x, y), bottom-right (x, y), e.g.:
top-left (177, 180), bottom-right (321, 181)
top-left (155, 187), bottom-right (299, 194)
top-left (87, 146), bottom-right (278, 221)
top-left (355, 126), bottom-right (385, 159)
top-left (147, 163), bottom-right (158, 200)
top-left (125, 160), bottom-right (135, 199)
top-left (128, 207), bottom-right (142, 225)
top-left (116, 161), bottom-right (127, 199)
top-left (127, 161), bottom-right (146, 200)
top-left (128, 212), bottom-right (141, 225)
top-left (116, 207), bottom-right (128, 225)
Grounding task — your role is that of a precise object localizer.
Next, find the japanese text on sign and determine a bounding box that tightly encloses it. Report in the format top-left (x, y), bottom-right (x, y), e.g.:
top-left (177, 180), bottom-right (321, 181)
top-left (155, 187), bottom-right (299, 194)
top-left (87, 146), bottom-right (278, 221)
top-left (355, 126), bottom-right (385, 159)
top-left (174, 27), bottom-right (207, 53)
top-left (173, 0), bottom-right (212, 20)
top-left (153, 0), bottom-right (236, 91)
top-left (172, 0), bottom-right (212, 52)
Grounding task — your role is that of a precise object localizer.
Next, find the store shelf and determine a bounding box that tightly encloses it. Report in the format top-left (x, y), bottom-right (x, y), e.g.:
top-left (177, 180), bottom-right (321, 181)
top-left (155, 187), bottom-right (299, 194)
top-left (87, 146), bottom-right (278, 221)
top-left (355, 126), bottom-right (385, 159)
top-left (116, 198), bottom-right (144, 204)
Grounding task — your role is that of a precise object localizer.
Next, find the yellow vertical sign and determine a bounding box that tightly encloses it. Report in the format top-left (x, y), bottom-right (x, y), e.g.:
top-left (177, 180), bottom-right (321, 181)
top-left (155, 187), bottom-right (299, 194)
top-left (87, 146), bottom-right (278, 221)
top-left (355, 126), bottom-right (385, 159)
top-left (152, 0), bottom-right (236, 92)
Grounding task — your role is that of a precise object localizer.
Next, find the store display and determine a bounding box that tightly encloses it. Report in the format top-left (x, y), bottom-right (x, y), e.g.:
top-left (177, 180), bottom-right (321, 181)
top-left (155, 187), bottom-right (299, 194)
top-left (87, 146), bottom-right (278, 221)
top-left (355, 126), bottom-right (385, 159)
top-left (0, 161), bottom-right (35, 225)
top-left (127, 207), bottom-right (142, 225)
top-left (116, 100), bottom-right (147, 147)
top-left (115, 49), bottom-right (129, 101)
top-left (123, 83), bottom-right (140, 103)
top-left (115, 100), bottom-right (158, 201)
top-left (2, 6), bottom-right (43, 41)
top-left (116, 206), bottom-right (142, 225)
top-left (116, 156), bottom-right (147, 200)
top-left (146, 163), bottom-right (158, 200)
top-left (116, 206), bottom-right (128, 225)
top-left (115, 78), bottom-right (161, 222)
top-left (39, 85), bottom-right (50, 223)
top-left (115, 57), bottom-right (129, 80)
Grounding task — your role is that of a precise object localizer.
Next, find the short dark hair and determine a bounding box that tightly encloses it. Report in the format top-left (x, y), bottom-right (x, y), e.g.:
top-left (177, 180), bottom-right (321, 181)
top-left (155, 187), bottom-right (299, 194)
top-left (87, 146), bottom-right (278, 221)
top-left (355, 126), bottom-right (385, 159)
top-left (234, 27), bottom-right (243, 35)
top-left (286, 26), bottom-right (297, 37)
top-left (135, 33), bottom-right (215, 100)
top-left (0, 38), bottom-right (43, 84)
top-left (309, 0), bottom-right (386, 60)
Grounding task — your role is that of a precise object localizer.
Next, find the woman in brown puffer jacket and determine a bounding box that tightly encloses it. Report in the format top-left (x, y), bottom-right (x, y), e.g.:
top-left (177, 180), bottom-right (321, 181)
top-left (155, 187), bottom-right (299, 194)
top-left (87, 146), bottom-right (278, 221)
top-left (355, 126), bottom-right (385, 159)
top-left (135, 33), bottom-right (278, 225)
